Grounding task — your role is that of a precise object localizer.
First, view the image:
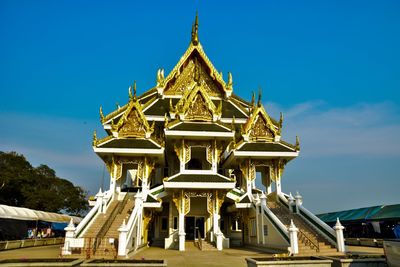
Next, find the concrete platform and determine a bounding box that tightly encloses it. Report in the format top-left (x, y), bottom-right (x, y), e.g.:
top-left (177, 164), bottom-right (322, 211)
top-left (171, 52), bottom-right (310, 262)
top-left (0, 243), bottom-right (385, 267)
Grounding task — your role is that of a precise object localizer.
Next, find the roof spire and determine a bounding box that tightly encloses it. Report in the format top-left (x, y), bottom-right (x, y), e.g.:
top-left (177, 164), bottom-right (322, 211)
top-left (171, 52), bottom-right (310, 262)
top-left (191, 11), bottom-right (199, 45)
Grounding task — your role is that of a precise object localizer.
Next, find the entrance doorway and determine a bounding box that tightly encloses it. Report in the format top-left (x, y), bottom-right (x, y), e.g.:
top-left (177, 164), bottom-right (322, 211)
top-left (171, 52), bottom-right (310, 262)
top-left (185, 216), bottom-right (205, 240)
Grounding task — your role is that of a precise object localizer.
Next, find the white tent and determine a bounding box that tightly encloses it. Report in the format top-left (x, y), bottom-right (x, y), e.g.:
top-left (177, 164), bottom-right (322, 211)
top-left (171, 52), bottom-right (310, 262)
top-left (0, 204), bottom-right (81, 224)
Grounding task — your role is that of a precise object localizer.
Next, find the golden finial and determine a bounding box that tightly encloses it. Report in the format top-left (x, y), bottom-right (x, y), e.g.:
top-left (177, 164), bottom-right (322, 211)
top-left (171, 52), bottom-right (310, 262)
top-left (295, 136), bottom-right (300, 151)
top-left (92, 130), bottom-right (97, 146)
top-left (191, 11), bottom-right (199, 45)
top-left (227, 72), bottom-right (233, 89)
top-left (133, 81), bottom-right (137, 99)
top-left (116, 102), bottom-right (120, 109)
top-left (220, 71), bottom-right (223, 79)
top-left (128, 85), bottom-right (133, 100)
top-left (99, 106), bottom-right (104, 122)
top-left (257, 88), bottom-right (262, 107)
top-left (251, 91), bottom-right (255, 108)
top-left (279, 112), bottom-right (283, 129)
top-left (150, 121), bottom-right (155, 132)
top-left (156, 68), bottom-right (165, 87)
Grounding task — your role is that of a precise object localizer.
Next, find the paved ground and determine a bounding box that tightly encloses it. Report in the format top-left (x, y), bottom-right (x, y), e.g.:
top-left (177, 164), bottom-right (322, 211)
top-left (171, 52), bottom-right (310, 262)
top-left (0, 244), bottom-right (385, 267)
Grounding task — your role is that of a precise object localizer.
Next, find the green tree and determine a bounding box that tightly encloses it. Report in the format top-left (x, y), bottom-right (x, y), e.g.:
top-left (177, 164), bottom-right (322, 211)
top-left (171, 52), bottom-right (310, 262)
top-left (0, 151), bottom-right (88, 216)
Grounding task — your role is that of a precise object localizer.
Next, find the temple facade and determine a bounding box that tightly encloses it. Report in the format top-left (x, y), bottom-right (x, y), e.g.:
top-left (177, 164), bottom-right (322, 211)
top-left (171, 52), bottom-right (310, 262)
top-left (62, 15), bottom-right (344, 258)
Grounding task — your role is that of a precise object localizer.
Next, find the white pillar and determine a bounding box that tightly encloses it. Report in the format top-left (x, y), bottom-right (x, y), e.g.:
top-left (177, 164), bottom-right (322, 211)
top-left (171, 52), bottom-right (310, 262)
top-left (254, 194), bottom-right (260, 244)
top-left (334, 218), bottom-right (346, 253)
top-left (216, 232), bottom-right (223, 250)
top-left (62, 219), bottom-right (75, 255)
top-left (288, 220), bottom-right (299, 255)
top-left (260, 193), bottom-right (267, 244)
top-left (288, 192), bottom-right (295, 213)
top-left (276, 177), bottom-right (282, 194)
top-left (96, 188), bottom-right (104, 214)
top-left (118, 220), bottom-right (128, 257)
top-left (178, 212), bottom-right (185, 251)
top-left (294, 191), bottom-right (302, 214)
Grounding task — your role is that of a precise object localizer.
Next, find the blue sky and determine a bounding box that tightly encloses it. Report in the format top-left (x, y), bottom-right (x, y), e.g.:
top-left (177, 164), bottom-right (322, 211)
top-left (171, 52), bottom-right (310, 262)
top-left (1, 1), bottom-right (399, 213)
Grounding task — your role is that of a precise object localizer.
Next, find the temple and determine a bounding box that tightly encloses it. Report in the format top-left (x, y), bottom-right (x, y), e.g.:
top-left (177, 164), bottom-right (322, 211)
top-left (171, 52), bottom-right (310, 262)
top-left (62, 14), bottom-right (344, 258)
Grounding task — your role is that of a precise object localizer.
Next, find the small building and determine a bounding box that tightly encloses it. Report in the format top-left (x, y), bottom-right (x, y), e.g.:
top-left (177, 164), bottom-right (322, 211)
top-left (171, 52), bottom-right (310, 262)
top-left (62, 14), bottom-right (342, 258)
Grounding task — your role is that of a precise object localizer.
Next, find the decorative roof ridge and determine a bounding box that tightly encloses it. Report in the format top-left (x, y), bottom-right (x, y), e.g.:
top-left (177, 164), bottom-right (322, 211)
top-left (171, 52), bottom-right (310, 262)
top-left (93, 134), bottom-right (114, 147)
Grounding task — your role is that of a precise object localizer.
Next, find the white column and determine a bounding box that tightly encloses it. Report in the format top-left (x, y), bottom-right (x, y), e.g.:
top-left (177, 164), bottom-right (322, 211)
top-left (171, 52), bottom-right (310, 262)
top-left (288, 192), bottom-right (295, 213)
top-left (288, 220), bottom-right (299, 255)
top-left (96, 188), bottom-right (104, 214)
top-left (216, 232), bottom-right (223, 250)
top-left (62, 219), bottom-right (75, 255)
top-left (118, 220), bottom-right (128, 257)
top-left (178, 212), bottom-right (185, 251)
top-left (294, 191), bottom-right (302, 214)
top-left (260, 193), bottom-right (267, 244)
top-left (334, 218), bottom-right (346, 253)
top-left (254, 194), bottom-right (260, 244)
top-left (276, 177), bottom-right (282, 194)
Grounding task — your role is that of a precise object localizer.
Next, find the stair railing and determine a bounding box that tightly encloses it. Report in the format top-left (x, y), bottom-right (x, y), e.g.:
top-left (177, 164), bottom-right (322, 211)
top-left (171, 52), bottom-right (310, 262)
top-left (93, 193), bottom-right (129, 254)
top-left (259, 203), bottom-right (290, 243)
top-left (278, 192), bottom-right (336, 246)
top-left (298, 228), bottom-right (319, 252)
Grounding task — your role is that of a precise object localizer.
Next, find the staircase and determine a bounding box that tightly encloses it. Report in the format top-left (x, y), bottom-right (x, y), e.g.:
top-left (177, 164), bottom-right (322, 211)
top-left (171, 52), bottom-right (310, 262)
top-left (83, 199), bottom-right (119, 238)
top-left (267, 198), bottom-right (339, 256)
top-left (79, 194), bottom-right (135, 258)
top-left (195, 239), bottom-right (217, 251)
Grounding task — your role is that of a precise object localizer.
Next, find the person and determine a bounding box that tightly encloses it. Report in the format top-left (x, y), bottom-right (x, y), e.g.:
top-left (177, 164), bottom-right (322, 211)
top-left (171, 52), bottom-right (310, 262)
top-left (394, 223), bottom-right (400, 239)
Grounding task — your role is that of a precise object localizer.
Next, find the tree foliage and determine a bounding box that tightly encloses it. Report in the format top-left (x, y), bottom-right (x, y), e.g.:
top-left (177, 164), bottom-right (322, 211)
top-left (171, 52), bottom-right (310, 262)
top-left (0, 151), bottom-right (88, 216)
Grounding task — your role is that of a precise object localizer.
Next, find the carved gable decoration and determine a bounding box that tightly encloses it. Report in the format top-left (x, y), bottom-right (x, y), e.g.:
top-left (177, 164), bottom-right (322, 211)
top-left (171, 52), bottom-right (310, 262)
top-left (242, 105), bottom-right (278, 141)
top-left (161, 42), bottom-right (230, 97)
top-left (172, 84), bottom-right (221, 122)
top-left (164, 56), bottom-right (223, 97)
top-left (249, 116), bottom-right (274, 140)
top-left (185, 93), bottom-right (213, 120)
top-left (113, 99), bottom-right (154, 138)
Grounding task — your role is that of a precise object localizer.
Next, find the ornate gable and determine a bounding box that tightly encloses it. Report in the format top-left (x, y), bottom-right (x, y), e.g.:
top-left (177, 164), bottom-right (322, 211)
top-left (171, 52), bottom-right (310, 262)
top-left (242, 104), bottom-right (279, 142)
top-left (157, 14), bottom-right (232, 98)
top-left (112, 97), bottom-right (154, 138)
top-left (171, 84), bottom-right (222, 122)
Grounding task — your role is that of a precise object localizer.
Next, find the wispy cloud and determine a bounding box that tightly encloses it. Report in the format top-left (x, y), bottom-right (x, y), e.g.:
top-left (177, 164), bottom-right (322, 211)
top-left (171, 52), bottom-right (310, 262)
top-left (266, 101), bottom-right (400, 157)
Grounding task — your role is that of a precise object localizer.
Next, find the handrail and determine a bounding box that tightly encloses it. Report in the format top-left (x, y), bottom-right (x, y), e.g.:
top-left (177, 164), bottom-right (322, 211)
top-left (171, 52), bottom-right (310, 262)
top-left (93, 193), bottom-right (129, 253)
top-left (75, 201), bottom-right (100, 237)
top-left (196, 228), bottom-right (203, 250)
top-left (278, 192), bottom-right (336, 245)
top-left (125, 196), bottom-right (143, 249)
top-left (298, 228), bottom-right (319, 252)
top-left (298, 205), bottom-right (336, 244)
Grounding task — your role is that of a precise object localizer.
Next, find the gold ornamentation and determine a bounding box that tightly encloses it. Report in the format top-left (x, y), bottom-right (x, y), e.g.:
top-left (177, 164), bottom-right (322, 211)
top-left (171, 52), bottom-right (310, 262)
top-left (227, 72), bottom-right (233, 90)
top-left (92, 130), bottom-right (97, 146)
top-left (191, 11), bottom-right (199, 45)
top-left (112, 97), bottom-right (154, 138)
top-left (185, 93), bottom-right (213, 121)
top-left (184, 144), bottom-right (191, 164)
top-left (242, 104), bottom-right (279, 141)
top-left (207, 193), bottom-right (213, 214)
top-left (295, 136), bottom-right (300, 151)
top-left (156, 68), bottom-right (165, 87)
top-left (184, 194), bottom-right (190, 215)
top-left (99, 106), bottom-right (104, 122)
top-left (249, 116), bottom-right (274, 140)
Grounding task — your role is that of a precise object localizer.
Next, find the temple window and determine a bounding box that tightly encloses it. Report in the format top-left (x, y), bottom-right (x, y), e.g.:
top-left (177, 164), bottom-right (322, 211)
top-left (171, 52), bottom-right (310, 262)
top-left (185, 146), bottom-right (211, 170)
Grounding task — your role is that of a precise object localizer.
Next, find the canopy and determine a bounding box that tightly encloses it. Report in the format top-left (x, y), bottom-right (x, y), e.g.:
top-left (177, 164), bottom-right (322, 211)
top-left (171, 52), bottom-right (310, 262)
top-left (0, 204), bottom-right (81, 224)
top-left (317, 204), bottom-right (400, 223)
